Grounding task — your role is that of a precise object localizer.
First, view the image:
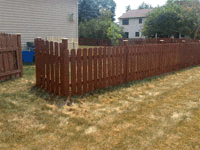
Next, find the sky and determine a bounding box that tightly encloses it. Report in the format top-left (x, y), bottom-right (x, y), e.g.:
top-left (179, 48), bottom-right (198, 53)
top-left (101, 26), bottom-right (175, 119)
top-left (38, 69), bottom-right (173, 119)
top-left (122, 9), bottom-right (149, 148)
top-left (114, 0), bottom-right (168, 22)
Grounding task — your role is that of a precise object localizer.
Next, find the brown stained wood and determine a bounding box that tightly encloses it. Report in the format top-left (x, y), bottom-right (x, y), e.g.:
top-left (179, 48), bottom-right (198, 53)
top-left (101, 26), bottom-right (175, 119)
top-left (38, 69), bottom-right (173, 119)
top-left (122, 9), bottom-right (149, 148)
top-left (8, 51), bottom-right (14, 71)
top-left (155, 46), bottom-right (159, 76)
top-left (163, 44), bottom-right (167, 73)
top-left (157, 45), bottom-right (162, 75)
top-left (50, 41), bottom-right (54, 93)
top-left (9, 36), bottom-right (14, 73)
top-left (61, 39), bottom-right (69, 96)
top-left (77, 49), bottom-right (82, 95)
top-left (54, 42), bottom-right (60, 95)
top-left (135, 46), bottom-right (140, 80)
top-left (40, 40), bottom-right (45, 88)
top-left (141, 46), bottom-right (145, 79)
top-left (103, 47), bottom-right (107, 87)
top-left (124, 45), bottom-right (129, 82)
top-left (133, 46), bottom-right (137, 81)
top-left (34, 38), bottom-right (39, 86)
top-left (107, 47), bottom-right (112, 87)
top-left (0, 53), bottom-right (3, 72)
top-left (93, 48), bottom-right (98, 90)
top-left (71, 49), bottom-right (77, 95)
top-left (37, 39), bottom-right (42, 86)
top-left (118, 47), bottom-right (123, 84)
top-left (127, 46), bottom-right (131, 81)
top-left (129, 46), bottom-right (134, 81)
top-left (88, 48), bottom-right (93, 92)
top-left (98, 47), bottom-right (103, 89)
top-left (0, 70), bottom-right (22, 77)
top-left (2, 35), bottom-right (8, 72)
top-left (115, 47), bottom-right (119, 84)
top-left (46, 41), bottom-right (50, 92)
top-left (0, 33), bottom-right (24, 81)
top-left (112, 47), bottom-right (116, 86)
top-left (145, 45), bottom-right (150, 78)
top-left (16, 34), bottom-right (22, 77)
top-left (83, 48), bottom-right (88, 93)
top-left (32, 39), bottom-right (200, 97)
top-left (152, 46), bottom-right (157, 77)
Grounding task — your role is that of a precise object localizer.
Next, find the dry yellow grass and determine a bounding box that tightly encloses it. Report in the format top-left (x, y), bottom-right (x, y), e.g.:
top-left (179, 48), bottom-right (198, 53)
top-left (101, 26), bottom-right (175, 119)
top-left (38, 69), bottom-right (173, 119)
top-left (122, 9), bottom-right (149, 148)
top-left (0, 64), bottom-right (200, 149)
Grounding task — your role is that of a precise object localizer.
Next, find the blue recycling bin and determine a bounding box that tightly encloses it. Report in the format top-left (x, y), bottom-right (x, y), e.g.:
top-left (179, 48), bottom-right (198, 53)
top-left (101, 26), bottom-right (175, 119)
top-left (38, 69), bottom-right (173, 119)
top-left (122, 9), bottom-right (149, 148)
top-left (22, 51), bottom-right (35, 63)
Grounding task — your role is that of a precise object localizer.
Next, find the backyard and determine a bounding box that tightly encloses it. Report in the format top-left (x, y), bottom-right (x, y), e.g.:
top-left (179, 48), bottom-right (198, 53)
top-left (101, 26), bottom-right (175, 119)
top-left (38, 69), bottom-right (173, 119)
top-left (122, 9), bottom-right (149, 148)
top-left (0, 64), bottom-right (200, 149)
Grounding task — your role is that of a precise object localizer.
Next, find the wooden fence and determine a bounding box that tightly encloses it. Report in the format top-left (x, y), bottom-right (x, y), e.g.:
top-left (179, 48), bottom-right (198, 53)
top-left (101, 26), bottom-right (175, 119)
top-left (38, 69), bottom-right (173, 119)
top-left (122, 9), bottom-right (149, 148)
top-left (79, 38), bottom-right (112, 46)
top-left (0, 33), bottom-right (23, 81)
top-left (118, 38), bottom-right (200, 46)
top-left (35, 38), bottom-right (200, 96)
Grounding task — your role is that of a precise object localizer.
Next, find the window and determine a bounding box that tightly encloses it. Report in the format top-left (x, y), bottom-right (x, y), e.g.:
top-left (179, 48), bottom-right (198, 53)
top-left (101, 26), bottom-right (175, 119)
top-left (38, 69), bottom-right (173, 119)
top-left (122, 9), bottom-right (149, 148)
top-left (122, 19), bottom-right (129, 25)
top-left (135, 32), bottom-right (139, 37)
top-left (123, 32), bottom-right (129, 38)
top-left (139, 18), bottom-right (142, 24)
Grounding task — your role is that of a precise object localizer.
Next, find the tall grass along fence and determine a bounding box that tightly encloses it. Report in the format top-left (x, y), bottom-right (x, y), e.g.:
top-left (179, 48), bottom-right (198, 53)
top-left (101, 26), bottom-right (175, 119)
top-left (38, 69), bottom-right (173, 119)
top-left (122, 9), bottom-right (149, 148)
top-left (35, 38), bottom-right (200, 96)
top-left (79, 38), bottom-right (112, 46)
top-left (0, 33), bottom-right (23, 81)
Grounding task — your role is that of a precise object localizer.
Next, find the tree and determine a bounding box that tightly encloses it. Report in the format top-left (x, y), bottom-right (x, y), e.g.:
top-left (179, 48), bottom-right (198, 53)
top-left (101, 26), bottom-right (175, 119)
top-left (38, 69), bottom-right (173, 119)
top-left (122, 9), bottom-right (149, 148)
top-left (142, 0), bottom-right (199, 38)
top-left (174, 0), bottom-right (200, 38)
top-left (107, 22), bottom-right (124, 45)
top-left (138, 2), bottom-right (153, 9)
top-left (78, 0), bottom-right (116, 23)
top-left (126, 5), bottom-right (131, 12)
top-left (79, 9), bottom-right (124, 43)
top-left (97, 0), bottom-right (116, 21)
top-left (99, 7), bottom-right (112, 21)
top-left (78, 0), bottom-right (100, 23)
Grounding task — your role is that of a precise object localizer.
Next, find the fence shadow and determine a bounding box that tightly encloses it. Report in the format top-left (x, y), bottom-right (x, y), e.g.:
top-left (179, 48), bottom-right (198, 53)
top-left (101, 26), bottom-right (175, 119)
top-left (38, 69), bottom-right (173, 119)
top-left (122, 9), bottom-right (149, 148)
top-left (29, 67), bottom-right (191, 106)
top-left (29, 64), bottom-right (200, 107)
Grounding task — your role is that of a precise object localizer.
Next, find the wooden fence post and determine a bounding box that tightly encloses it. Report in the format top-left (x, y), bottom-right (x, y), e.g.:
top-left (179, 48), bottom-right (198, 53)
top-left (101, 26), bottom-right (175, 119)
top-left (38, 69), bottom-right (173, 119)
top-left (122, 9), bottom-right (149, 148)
top-left (34, 37), bottom-right (41, 86)
top-left (17, 33), bottom-right (23, 77)
top-left (123, 40), bottom-right (129, 82)
top-left (61, 38), bottom-right (69, 96)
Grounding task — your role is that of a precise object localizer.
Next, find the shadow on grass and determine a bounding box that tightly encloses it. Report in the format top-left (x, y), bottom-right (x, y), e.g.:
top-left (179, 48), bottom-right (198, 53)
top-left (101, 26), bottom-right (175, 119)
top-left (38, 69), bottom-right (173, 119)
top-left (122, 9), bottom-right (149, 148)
top-left (29, 64), bottom-right (200, 105)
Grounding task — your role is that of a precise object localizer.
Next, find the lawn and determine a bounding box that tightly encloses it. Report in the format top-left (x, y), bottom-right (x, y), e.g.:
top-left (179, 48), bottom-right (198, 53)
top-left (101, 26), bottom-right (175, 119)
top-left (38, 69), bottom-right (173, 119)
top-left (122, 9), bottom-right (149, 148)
top-left (0, 64), bottom-right (200, 149)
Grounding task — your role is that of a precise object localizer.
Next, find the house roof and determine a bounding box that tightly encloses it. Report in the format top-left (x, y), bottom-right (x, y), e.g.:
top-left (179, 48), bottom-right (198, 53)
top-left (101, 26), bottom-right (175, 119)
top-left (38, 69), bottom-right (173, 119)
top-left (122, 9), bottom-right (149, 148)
top-left (119, 9), bottom-right (153, 19)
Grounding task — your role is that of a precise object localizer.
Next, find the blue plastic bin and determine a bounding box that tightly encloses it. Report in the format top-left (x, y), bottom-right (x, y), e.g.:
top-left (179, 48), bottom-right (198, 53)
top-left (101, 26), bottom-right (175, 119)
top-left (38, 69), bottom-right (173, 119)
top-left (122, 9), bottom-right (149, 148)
top-left (22, 51), bottom-right (35, 63)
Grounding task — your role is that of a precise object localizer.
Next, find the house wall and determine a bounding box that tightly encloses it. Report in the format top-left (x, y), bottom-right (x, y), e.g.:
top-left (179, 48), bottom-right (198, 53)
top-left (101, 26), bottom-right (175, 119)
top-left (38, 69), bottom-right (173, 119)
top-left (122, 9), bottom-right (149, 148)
top-left (0, 0), bottom-right (78, 50)
top-left (119, 17), bottom-right (147, 38)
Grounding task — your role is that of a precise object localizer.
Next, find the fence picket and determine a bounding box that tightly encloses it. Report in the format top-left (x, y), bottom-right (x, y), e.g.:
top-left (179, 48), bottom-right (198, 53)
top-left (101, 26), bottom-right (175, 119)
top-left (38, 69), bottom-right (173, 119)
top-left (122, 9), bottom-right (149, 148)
top-left (112, 47), bottom-right (116, 86)
top-left (46, 41), bottom-right (50, 91)
top-left (115, 47), bottom-right (119, 84)
top-left (54, 42), bottom-right (59, 95)
top-left (71, 49), bottom-right (77, 95)
top-left (103, 47), bottom-right (107, 87)
top-left (93, 48), bottom-right (98, 90)
top-left (40, 40), bottom-right (45, 88)
top-left (88, 48), bottom-right (93, 92)
top-left (77, 49), bottom-right (82, 95)
top-left (107, 47), bottom-right (112, 86)
top-left (34, 38), bottom-right (200, 97)
top-left (83, 48), bottom-right (88, 93)
top-left (61, 39), bottom-right (69, 96)
top-left (98, 47), bottom-right (102, 88)
top-left (50, 41), bottom-right (54, 93)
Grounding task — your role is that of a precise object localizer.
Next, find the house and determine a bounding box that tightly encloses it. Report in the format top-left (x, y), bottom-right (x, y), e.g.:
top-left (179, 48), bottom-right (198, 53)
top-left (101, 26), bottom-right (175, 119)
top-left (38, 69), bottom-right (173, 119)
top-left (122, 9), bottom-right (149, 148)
top-left (118, 9), bottom-right (153, 39)
top-left (0, 0), bottom-right (78, 50)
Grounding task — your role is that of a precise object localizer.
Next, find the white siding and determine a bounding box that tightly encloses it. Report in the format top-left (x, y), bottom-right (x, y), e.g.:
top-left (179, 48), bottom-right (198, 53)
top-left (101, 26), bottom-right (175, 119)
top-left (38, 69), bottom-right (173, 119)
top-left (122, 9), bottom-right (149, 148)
top-left (0, 0), bottom-right (78, 50)
top-left (119, 17), bottom-right (147, 38)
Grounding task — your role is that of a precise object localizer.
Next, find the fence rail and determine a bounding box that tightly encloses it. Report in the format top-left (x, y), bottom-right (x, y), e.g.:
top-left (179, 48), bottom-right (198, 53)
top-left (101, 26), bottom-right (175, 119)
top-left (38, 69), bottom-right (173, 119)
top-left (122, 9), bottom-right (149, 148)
top-left (35, 38), bottom-right (200, 96)
top-left (79, 38), bottom-right (112, 46)
top-left (118, 38), bottom-right (200, 46)
top-left (0, 33), bottom-right (23, 81)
